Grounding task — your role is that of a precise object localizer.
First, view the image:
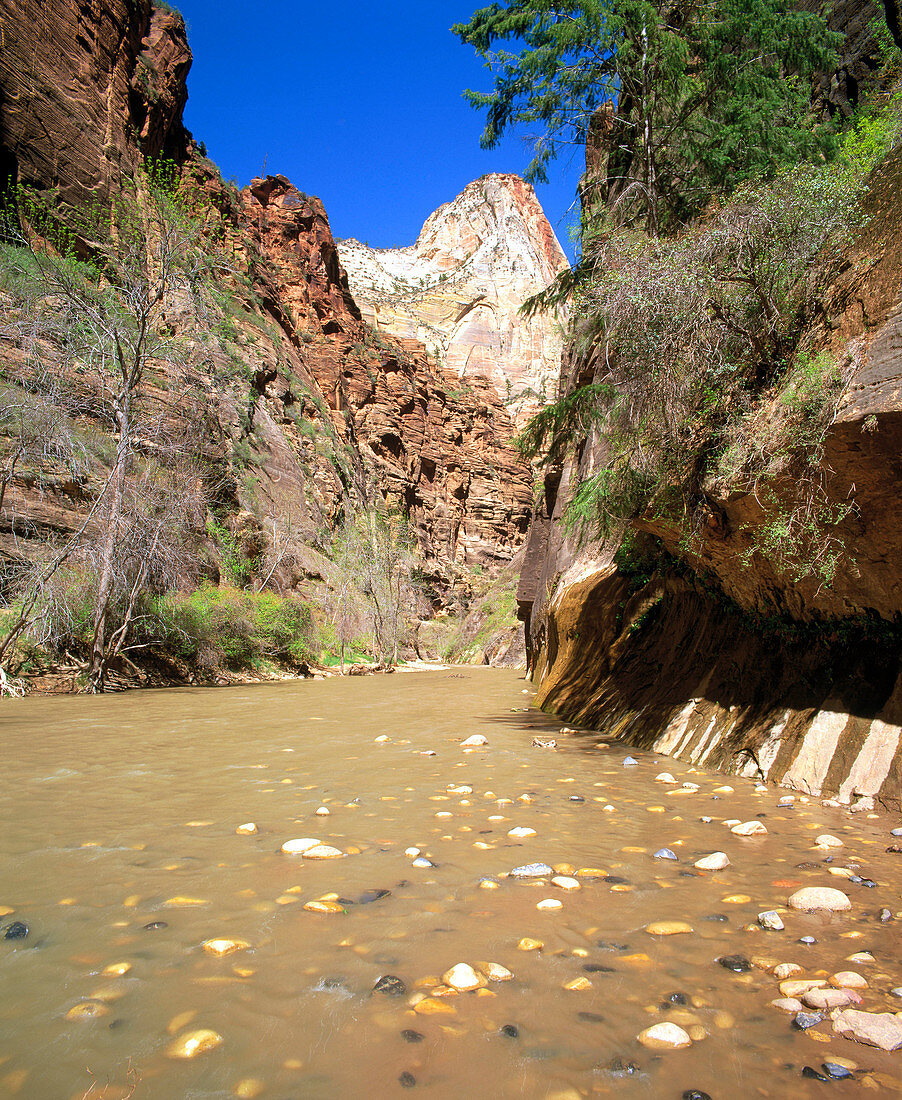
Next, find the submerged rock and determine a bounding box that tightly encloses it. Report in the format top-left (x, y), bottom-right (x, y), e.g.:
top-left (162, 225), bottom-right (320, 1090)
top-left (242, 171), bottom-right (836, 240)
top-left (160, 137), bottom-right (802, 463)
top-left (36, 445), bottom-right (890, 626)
top-left (694, 852), bottom-right (730, 871)
top-left (166, 1028), bottom-right (223, 1059)
top-left (832, 1009), bottom-right (902, 1050)
top-left (638, 1022), bottom-right (692, 1049)
top-left (373, 975), bottom-right (407, 996)
top-left (460, 735), bottom-right (488, 747)
top-left (442, 963), bottom-right (480, 991)
top-left (788, 887), bottom-right (851, 912)
top-left (510, 863), bottom-right (553, 878)
top-left (4, 921), bottom-right (28, 940)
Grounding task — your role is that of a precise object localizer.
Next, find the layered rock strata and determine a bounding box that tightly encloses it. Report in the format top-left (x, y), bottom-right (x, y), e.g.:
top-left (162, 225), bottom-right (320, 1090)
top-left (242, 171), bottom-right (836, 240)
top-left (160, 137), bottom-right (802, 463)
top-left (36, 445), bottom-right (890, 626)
top-left (337, 175), bottom-right (568, 425)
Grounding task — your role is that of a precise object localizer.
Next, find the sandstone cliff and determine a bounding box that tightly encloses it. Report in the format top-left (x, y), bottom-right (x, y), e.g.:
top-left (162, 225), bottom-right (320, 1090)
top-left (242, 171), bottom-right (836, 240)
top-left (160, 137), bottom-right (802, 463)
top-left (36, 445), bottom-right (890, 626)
top-left (337, 174), bottom-right (567, 425)
top-left (518, 5), bottom-right (902, 809)
top-left (0, 1), bottom-right (532, 636)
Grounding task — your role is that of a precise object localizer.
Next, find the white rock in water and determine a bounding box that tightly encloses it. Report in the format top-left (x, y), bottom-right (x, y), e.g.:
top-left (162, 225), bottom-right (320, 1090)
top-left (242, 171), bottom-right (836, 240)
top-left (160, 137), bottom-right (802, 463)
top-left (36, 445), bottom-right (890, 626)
top-left (202, 938), bottom-right (249, 957)
top-left (694, 852), bottom-right (730, 871)
top-left (656, 773), bottom-right (677, 783)
top-left (281, 838), bottom-right (320, 855)
top-left (551, 876), bottom-right (580, 891)
top-left (815, 833), bottom-right (844, 849)
top-left (315, 806), bottom-right (331, 816)
top-left (302, 844), bottom-right (345, 860)
top-left (461, 735), bottom-right (488, 747)
top-left (374, 735), bottom-right (390, 743)
top-left (404, 847), bottom-right (421, 858)
top-left (731, 820), bottom-right (767, 836)
top-left (779, 796), bottom-right (795, 806)
top-left (536, 898), bottom-right (563, 910)
top-left (637, 1022), bottom-right (692, 1050)
top-left (508, 826), bottom-right (537, 838)
top-left (235, 823), bottom-right (257, 835)
top-left (442, 962), bottom-right (480, 991)
top-left (758, 910), bottom-right (785, 930)
top-left (166, 1028), bottom-right (224, 1059)
top-left (478, 961), bottom-right (513, 982)
top-left (788, 887), bottom-right (851, 912)
top-left (832, 1009), bottom-right (902, 1051)
top-left (510, 863), bottom-right (554, 878)
top-left (412, 857), bottom-right (434, 868)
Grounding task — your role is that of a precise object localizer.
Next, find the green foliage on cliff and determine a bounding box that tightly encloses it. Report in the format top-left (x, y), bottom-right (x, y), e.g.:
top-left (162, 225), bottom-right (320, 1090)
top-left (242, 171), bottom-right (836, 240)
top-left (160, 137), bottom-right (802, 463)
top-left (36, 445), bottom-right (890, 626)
top-left (454, 0), bottom-right (840, 231)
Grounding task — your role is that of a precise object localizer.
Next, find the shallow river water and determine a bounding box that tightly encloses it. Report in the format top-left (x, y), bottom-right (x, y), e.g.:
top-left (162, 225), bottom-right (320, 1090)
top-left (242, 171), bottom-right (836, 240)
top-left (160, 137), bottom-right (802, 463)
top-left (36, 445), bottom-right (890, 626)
top-left (0, 668), bottom-right (900, 1099)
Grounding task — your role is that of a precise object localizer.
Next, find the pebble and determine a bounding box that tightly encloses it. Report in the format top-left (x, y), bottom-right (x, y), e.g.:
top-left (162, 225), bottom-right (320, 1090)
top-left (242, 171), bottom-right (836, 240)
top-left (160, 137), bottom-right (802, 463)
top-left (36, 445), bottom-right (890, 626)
top-left (413, 997), bottom-right (456, 1016)
top-left (717, 955), bottom-right (752, 973)
top-left (315, 806), bottom-right (330, 816)
top-left (4, 921), bottom-right (28, 940)
top-left (656, 773), bottom-right (677, 783)
top-left (730, 820), bottom-right (767, 836)
top-left (280, 838), bottom-right (320, 855)
top-left (412, 858), bottom-right (434, 868)
top-left (478, 962), bottom-right (513, 982)
top-left (653, 848), bottom-right (679, 860)
top-left (645, 921), bottom-right (693, 935)
top-left (478, 878), bottom-right (499, 890)
top-left (202, 939), bottom-right (249, 957)
top-left (822, 1062), bottom-right (854, 1079)
top-left (637, 1022), bottom-right (692, 1049)
top-left (830, 971), bottom-right (868, 989)
top-left (694, 852), bottom-right (730, 871)
top-left (682, 1092), bottom-right (712, 1100)
top-left (788, 887), bottom-right (851, 912)
top-left (235, 823), bottom-right (257, 835)
top-left (507, 827), bottom-right (536, 838)
top-left (815, 833), bottom-right (844, 849)
top-left (536, 898), bottom-right (563, 911)
top-left (398, 1072), bottom-right (416, 1088)
top-left (803, 988), bottom-right (857, 1010)
top-left (773, 963), bottom-right (803, 980)
top-left (443, 963), bottom-right (480, 991)
top-left (373, 975), bottom-right (406, 996)
top-left (771, 998), bottom-right (804, 1012)
top-left (303, 900), bottom-right (345, 914)
top-left (303, 845), bottom-right (345, 860)
top-left (460, 735), bottom-right (487, 747)
top-left (404, 847), bottom-right (421, 857)
top-left (65, 1001), bottom-right (109, 1021)
top-left (780, 979), bottom-right (827, 997)
top-left (166, 1029), bottom-right (224, 1059)
top-left (833, 1009), bottom-right (902, 1051)
top-left (517, 938), bottom-right (543, 951)
top-left (510, 863), bottom-right (553, 878)
top-left (551, 876), bottom-right (580, 891)
top-left (500, 1023), bottom-right (519, 1038)
top-left (792, 1012), bottom-right (824, 1030)
top-left (758, 911), bottom-right (784, 931)
top-left (401, 1029), bottom-right (423, 1042)
top-left (623, 757), bottom-right (638, 767)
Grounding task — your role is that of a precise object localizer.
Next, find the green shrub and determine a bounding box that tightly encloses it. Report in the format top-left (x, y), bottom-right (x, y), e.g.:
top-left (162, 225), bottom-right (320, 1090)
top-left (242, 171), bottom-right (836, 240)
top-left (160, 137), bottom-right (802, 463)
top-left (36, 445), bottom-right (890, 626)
top-left (154, 583), bottom-right (316, 669)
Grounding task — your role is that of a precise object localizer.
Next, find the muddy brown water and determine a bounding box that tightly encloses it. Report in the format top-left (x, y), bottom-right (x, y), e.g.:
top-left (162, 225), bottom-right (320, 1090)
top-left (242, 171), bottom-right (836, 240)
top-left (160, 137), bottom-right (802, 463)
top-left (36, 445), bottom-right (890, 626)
top-left (0, 668), bottom-right (900, 1099)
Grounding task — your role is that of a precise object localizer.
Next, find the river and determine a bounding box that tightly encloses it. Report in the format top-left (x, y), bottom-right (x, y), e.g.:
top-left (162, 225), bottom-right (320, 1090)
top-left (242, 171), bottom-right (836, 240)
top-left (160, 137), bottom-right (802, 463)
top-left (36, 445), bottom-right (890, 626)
top-left (0, 668), bottom-right (899, 1097)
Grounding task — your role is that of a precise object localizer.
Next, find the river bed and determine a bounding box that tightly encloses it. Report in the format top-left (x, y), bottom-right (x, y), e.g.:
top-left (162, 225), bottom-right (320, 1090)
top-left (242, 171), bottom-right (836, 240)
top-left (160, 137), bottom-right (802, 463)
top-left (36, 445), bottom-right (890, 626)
top-left (0, 668), bottom-right (900, 1098)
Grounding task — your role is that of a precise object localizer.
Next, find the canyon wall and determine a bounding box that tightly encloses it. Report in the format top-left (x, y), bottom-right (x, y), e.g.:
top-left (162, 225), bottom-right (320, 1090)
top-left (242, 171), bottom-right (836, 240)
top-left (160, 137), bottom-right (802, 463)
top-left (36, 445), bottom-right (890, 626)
top-left (337, 175), bottom-right (568, 425)
top-left (518, 5), bottom-right (902, 808)
top-left (0, 0), bottom-right (532, 607)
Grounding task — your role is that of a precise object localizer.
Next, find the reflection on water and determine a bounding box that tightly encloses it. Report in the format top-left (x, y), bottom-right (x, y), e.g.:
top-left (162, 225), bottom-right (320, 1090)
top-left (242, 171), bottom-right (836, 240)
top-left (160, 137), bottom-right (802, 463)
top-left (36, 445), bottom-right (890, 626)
top-left (0, 669), bottom-right (899, 1098)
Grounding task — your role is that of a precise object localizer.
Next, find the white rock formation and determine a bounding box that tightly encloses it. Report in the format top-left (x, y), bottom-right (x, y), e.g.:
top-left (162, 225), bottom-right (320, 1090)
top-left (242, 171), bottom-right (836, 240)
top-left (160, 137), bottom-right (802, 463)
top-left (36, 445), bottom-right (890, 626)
top-left (338, 174), bottom-right (568, 425)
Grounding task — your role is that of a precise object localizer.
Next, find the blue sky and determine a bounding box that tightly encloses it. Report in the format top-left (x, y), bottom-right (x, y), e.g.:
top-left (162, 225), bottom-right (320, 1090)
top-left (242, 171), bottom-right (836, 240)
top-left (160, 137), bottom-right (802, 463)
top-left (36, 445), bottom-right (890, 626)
top-left (175, 0), bottom-right (580, 259)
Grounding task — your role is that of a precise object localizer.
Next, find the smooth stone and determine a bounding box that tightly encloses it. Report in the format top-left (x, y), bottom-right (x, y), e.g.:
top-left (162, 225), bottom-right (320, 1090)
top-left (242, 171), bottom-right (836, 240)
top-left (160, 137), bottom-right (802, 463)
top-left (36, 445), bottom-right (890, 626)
top-left (637, 1022), bottom-right (692, 1050)
top-left (569, 795), bottom-right (585, 802)
top-left (623, 757), bottom-right (639, 767)
top-left (478, 962), bottom-right (513, 982)
top-left (833, 1009), bottom-right (902, 1051)
top-left (404, 847), bottom-right (421, 858)
top-left (510, 863), bottom-right (553, 878)
top-left (646, 921), bottom-right (693, 935)
top-left (656, 773), bottom-right (677, 783)
top-left (891, 827), bottom-right (902, 837)
top-left (773, 963), bottom-right (803, 979)
top-left (166, 1029), bottom-right (224, 1059)
top-left (799, 936), bottom-right (817, 945)
top-left (694, 852), bottom-right (730, 871)
top-left (788, 887), bottom-right (851, 912)
top-left (315, 806), bottom-right (330, 816)
top-left (563, 976), bottom-right (592, 991)
top-left (374, 975), bottom-right (406, 996)
top-left (413, 997), bottom-right (456, 1017)
top-left (303, 900), bottom-right (345, 913)
top-left (357, 889), bottom-right (391, 904)
top-left (411, 858), bottom-right (434, 868)
top-left (536, 898), bottom-right (563, 911)
top-left (401, 1029), bottom-right (423, 1043)
top-left (65, 1001), bottom-right (109, 1020)
top-left (303, 845), bottom-right (345, 860)
top-left (682, 1093), bottom-right (712, 1100)
top-left (717, 954), bottom-right (752, 973)
top-left (830, 971), bottom-right (868, 989)
top-left (793, 1012), bottom-right (824, 1030)
top-left (280, 838), bottom-right (321, 855)
top-left (758, 911), bottom-right (785, 931)
top-left (508, 827), bottom-right (536, 838)
top-left (517, 938), bottom-right (543, 951)
top-left (202, 938), bottom-right (249, 957)
top-left (822, 1063), bottom-right (854, 1079)
top-left (803, 988), bottom-right (856, 1010)
top-left (460, 735), bottom-right (488, 747)
top-left (500, 1023), bottom-right (519, 1038)
top-left (442, 963), bottom-right (480, 991)
top-left (730, 820), bottom-right (767, 836)
top-left (780, 979), bottom-right (827, 997)
top-left (845, 952), bottom-right (875, 964)
top-left (653, 848), bottom-right (679, 861)
top-left (551, 876), bottom-right (580, 891)
top-left (815, 833), bottom-right (844, 849)
top-left (398, 1072), bottom-right (416, 1088)
top-left (478, 878), bottom-right (500, 890)
top-left (235, 823), bottom-right (257, 835)
top-left (771, 998), bottom-right (804, 1012)
top-left (4, 921), bottom-right (28, 940)
top-left (802, 1067), bottom-right (830, 1081)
